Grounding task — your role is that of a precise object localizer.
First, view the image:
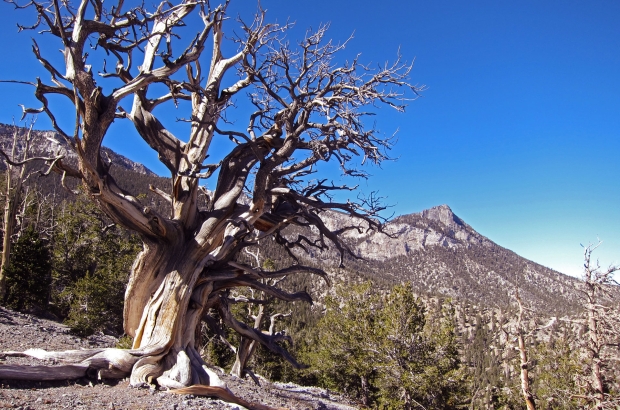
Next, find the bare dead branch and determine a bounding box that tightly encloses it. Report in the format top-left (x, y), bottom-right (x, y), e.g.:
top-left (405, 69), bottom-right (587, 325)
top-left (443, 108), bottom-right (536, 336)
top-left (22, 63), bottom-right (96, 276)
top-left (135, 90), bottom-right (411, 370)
top-left (216, 297), bottom-right (305, 370)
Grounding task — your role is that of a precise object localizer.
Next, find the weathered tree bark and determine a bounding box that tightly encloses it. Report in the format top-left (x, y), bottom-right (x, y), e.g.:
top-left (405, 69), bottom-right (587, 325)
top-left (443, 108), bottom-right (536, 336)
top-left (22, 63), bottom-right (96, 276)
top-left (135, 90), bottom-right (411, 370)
top-left (515, 290), bottom-right (536, 410)
top-left (360, 375), bottom-right (369, 407)
top-left (227, 249), bottom-right (291, 380)
top-left (586, 306), bottom-right (605, 409)
top-left (230, 304), bottom-right (290, 380)
top-left (171, 385), bottom-right (287, 410)
top-left (2, 0), bottom-right (421, 402)
top-left (577, 242), bottom-right (620, 409)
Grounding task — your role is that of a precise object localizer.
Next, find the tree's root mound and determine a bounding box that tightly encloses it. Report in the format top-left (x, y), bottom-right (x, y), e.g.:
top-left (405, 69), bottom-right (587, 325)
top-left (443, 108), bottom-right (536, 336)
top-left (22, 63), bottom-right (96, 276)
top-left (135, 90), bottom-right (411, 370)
top-left (170, 385), bottom-right (288, 410)
top-left (0, 348), bottom-right (286, 410)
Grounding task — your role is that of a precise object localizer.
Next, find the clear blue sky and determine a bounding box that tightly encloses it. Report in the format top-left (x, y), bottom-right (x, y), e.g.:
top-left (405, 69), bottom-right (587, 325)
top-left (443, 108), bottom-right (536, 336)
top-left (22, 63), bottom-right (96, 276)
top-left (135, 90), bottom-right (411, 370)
top-left (0, 0), bottom-right (618, 277)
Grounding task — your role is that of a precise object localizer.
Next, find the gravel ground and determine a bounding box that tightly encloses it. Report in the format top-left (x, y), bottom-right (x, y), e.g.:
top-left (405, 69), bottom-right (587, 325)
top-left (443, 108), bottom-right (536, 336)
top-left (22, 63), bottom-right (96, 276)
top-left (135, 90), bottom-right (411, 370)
top-left (0, 307), bottom-right (359, 410)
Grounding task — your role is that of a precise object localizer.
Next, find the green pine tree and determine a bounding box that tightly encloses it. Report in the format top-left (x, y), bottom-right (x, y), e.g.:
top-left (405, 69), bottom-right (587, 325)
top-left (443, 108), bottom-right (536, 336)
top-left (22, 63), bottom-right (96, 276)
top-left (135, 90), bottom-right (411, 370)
top-left (304, 282), bottom-right (467, 409)
top-left (532, 338), bottom-right (582, 409)
top-left (3, 227), bottom-right (52, 313)
top-left (51, 192), bottom-right (141, 336)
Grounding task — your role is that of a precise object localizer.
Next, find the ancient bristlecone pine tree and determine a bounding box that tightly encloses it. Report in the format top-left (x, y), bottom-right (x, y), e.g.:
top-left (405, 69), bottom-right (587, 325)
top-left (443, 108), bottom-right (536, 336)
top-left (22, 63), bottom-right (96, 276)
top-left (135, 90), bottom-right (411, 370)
top-left (0, 0), bottom-right (421, 396)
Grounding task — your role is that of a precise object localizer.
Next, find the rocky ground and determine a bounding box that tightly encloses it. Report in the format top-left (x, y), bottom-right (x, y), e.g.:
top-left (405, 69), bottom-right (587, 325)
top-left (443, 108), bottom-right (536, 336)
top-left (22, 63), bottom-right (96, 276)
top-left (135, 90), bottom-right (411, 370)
top-left (0, 307), bottom-right (359, 410)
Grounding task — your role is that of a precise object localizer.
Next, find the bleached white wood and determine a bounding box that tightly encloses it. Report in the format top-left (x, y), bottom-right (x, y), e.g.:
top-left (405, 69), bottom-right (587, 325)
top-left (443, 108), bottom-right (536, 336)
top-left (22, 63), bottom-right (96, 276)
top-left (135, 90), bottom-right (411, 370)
top-left (0, 364), bottom-right (89, 380)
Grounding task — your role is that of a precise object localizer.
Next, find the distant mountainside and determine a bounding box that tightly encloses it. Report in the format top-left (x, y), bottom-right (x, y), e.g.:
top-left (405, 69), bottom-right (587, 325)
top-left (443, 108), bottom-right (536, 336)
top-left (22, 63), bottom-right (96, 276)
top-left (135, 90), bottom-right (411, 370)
top-left (0, 123), bottom-right (171, 212)
top-left (0, 123), bottom-right (156, 176)
top-left (308, 205), bottom-right (582, 315)
top-left (0, 123), bottom-right (582, 315)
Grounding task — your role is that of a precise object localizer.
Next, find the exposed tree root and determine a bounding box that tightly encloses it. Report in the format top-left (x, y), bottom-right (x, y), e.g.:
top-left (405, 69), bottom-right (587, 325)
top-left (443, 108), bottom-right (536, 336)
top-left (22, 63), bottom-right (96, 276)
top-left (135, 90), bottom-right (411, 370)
top-left (0, 347), bottom-right (224, 385)
top-left (0, 347), bottom-right (280, 408)
top-left (0, 348), bottom-right (138, 381)
top-left (169, 385), bottom-right (288, 410)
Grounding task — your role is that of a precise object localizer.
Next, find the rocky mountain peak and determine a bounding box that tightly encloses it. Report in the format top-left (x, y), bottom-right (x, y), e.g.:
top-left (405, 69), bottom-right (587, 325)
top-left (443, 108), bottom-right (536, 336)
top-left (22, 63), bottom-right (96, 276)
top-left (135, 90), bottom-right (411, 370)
top-left (421, 204), bottom-right (466, 230)
top-left (312, 203), bottom-right (582, 314)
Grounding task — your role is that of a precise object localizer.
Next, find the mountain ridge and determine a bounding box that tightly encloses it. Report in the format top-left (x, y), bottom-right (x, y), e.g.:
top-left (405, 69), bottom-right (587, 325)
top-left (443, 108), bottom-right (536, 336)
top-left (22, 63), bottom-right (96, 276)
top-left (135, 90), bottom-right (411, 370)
top-left (298, 203), bottom-right (581, 315)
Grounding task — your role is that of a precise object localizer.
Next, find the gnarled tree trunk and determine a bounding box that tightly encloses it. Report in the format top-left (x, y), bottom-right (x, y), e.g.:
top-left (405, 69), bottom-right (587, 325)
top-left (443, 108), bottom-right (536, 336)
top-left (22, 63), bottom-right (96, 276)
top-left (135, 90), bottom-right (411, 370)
top-left (126, 245), bottom-right (213, 388)
top-left (1, 0), bottom-right (420, 404)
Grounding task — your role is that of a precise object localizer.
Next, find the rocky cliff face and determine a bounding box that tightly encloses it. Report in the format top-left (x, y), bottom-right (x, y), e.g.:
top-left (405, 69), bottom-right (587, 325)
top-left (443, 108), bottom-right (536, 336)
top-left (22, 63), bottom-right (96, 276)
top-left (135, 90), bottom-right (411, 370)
top-left (340, 204), bottom-right (492, 261)
top-left (0, 123), bottom-right (156, 176)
